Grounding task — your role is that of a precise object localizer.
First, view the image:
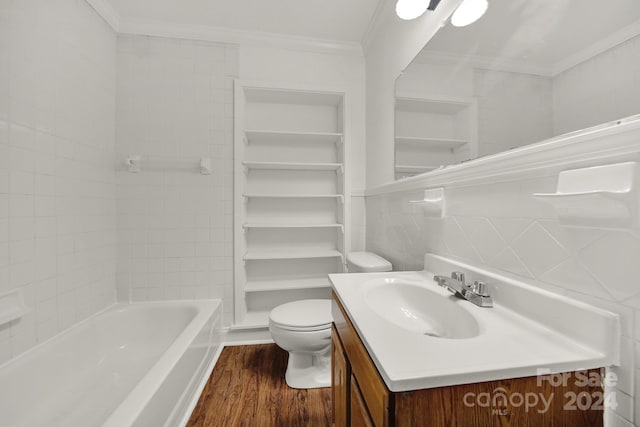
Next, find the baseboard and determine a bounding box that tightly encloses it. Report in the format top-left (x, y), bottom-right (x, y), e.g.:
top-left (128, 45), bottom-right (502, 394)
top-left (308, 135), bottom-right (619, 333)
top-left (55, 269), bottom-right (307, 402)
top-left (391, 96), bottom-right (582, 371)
top-left (222, 327), bottom-right (274, 346)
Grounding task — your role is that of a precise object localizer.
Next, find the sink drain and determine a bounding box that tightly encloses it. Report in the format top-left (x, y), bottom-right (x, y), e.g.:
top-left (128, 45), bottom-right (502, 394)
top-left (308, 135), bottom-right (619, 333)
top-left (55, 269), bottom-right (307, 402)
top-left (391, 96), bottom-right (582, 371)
top-left (423, 331), bottom-right (440, 337)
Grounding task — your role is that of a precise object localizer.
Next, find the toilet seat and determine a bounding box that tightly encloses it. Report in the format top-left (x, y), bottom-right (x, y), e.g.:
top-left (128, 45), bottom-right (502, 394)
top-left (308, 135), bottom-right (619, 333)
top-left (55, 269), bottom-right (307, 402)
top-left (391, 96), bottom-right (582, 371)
top-left (269, 299), bottom-right (332, 332)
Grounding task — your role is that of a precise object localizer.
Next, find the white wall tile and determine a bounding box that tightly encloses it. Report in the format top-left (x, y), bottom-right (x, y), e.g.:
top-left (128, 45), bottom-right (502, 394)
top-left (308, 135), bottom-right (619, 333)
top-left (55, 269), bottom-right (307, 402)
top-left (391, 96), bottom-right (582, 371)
top-left (115, 35), bottom-right (237, 326)
top-left (511, 222), bottom-right (569, 277)
top-left (2, 0), bottom-right (117, 362)
top-left (578, 232), bottom-right (640, 301)
top-left (367, 173), bottom-right (640, 423)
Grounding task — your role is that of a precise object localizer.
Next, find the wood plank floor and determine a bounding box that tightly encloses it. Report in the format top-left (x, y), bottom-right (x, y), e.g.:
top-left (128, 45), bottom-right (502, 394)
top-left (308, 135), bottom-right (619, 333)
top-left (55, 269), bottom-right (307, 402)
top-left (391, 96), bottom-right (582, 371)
top-left (187, 344), bottom-right (332, 427)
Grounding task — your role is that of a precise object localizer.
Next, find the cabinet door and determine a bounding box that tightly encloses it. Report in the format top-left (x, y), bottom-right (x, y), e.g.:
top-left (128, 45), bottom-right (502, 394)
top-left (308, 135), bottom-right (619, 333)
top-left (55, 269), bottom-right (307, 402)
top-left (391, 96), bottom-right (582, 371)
top-left (350, 375), bottom-right (375, 427)
top-left (332, 326), bottom-right (349, 427)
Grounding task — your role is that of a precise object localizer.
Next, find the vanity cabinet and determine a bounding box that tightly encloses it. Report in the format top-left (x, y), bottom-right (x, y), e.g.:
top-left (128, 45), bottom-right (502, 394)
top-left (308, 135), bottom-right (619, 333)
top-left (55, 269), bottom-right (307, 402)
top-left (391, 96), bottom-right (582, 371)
top-left (331, 291), bottom-right (604, 427)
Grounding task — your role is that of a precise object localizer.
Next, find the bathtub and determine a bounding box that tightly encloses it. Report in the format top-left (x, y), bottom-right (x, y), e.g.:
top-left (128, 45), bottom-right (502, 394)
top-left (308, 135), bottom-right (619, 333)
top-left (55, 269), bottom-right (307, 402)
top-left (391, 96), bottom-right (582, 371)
top-left (0, 300), bottom-right (222, 427)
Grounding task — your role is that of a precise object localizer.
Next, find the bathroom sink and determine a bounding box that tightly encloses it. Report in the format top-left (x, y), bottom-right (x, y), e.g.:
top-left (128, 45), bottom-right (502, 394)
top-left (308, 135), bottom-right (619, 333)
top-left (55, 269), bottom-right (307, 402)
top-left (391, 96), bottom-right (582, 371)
top-left (329, 254), bottom-right (620, 392)
top-left (364, 279), bottom-right (480, 339)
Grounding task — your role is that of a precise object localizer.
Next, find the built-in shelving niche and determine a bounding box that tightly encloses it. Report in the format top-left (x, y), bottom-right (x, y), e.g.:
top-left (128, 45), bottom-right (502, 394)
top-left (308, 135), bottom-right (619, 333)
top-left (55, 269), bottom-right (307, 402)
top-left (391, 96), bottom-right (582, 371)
top-left (233, 81), bottom-right (347, 328)
top-left (395, 94), bottom-right (478, 180)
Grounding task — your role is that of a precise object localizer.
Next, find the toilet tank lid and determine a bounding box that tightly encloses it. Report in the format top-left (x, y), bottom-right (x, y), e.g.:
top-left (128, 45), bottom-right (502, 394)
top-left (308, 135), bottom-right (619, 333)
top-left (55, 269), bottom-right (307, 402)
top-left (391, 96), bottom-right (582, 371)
top-left (269, 299), bottom-right (332, 328)
top-left (347, 252), bottom-right (392, 271)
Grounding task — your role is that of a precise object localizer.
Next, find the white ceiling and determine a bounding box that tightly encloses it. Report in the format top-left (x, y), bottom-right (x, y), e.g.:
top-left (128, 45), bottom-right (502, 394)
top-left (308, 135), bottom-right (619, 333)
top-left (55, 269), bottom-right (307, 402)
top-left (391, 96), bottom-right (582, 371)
top-left (423, 0), bottom-right (640, 72)
top-left (106, 0), bottom-right (383, 43)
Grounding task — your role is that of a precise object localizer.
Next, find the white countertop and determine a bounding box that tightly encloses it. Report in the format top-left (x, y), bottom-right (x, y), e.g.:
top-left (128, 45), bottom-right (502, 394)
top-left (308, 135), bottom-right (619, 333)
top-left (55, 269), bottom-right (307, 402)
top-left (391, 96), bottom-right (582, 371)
top-left (330, 256), bottom-right (620, 392)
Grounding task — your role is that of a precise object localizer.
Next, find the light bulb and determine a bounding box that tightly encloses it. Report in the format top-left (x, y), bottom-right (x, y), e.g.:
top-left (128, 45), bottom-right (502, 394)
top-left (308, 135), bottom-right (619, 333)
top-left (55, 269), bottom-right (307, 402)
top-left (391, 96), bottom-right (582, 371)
top-left (396, 0), bottom-right (430, 21)
top-left (450, 0), bottom-right (488, 27)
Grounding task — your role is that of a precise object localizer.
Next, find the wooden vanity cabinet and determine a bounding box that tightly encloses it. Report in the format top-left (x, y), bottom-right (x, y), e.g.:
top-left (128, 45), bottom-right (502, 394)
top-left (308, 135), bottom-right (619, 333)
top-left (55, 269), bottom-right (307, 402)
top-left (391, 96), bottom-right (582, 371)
top-left (332, 326), bottom-right (350, 427)
top-left (331, 291), bottom-right (604, 427)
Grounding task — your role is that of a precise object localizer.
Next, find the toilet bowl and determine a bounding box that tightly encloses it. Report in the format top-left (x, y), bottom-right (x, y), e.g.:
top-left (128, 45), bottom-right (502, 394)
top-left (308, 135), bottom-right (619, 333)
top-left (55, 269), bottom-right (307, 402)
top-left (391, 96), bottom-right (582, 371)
top-left (269, 252), bottom-right (392, 389)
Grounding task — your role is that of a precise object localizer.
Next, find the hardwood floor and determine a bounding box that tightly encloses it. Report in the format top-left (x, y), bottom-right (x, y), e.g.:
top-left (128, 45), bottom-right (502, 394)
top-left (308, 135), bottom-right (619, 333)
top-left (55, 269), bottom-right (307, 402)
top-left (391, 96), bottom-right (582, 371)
top-left (188, 344), bottom-right (332, 427)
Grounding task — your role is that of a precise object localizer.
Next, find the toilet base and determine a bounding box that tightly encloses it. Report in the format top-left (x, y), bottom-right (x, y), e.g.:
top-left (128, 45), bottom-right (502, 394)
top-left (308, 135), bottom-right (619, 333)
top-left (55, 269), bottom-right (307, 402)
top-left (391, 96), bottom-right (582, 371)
top-left (284, 349), bottom-right (331, 389)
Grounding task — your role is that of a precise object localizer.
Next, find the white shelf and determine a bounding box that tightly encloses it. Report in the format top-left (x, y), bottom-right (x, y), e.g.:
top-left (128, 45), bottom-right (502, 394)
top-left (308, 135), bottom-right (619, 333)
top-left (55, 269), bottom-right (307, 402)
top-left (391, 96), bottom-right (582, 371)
top-left (244, 223), bottom-right (343, 230)
top-left (395, 96), bottom-right (473, 114)
top-left (243, 161), bottom-right (342, 171)
top-left (395, 136), bottom-right (468, 149)
top-left (234, 82), bottom-right (346, 329)
top-left (244, 130), bottom-right (343, 145)
top-left (244, 87), bottom-right (343, 106)
top-left (243, 193), bottom-right (343, 199)
top-left (394, 93), bottom-right (478, 174)
top-left (245, 277), bottom-right (331, 292)
top-left (395, 165), bottom-right (440, 174)
top-left (244, 249), bottom-right (343, 261)
top-left (533, 162), bottom-right (638, 228)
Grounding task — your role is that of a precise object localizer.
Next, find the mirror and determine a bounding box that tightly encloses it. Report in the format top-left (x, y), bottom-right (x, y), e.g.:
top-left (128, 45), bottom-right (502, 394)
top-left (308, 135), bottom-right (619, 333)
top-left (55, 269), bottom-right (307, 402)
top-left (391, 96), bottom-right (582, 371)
top-left (394, 0), bottom-right (640, 180)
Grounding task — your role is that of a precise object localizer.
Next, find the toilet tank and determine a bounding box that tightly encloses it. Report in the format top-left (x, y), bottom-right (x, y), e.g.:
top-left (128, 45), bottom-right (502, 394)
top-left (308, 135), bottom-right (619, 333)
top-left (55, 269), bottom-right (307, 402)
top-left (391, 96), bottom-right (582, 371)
top-left (346, 252), bottom-right (392, 273)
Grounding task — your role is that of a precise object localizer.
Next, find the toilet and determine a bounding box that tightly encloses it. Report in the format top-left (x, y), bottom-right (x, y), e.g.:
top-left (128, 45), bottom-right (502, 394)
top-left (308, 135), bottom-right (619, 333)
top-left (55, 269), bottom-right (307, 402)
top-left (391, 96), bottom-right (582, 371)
top-left (269, 252), bottom-right (392, 389)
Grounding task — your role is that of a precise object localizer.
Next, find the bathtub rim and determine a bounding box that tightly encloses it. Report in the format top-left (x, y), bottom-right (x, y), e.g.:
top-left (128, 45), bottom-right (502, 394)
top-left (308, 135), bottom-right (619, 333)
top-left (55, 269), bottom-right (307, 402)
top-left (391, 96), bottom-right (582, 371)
top-left (103, 299), bottom-right (221, 427)
top-left (0, 299), bottom-right (222, 427)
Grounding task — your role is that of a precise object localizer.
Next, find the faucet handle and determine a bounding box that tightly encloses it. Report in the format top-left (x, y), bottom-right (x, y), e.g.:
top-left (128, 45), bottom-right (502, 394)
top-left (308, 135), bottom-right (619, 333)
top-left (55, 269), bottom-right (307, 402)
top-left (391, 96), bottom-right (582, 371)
top-left (451, 271), bottom-right (465, 284)
top-left (473, 281), bottom-right (488, 296)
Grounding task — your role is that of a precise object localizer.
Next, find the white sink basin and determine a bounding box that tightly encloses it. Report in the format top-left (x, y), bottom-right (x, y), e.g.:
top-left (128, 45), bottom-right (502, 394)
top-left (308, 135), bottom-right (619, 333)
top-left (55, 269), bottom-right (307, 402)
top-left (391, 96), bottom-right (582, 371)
top-left (364, 278), bottom-right (479, 339)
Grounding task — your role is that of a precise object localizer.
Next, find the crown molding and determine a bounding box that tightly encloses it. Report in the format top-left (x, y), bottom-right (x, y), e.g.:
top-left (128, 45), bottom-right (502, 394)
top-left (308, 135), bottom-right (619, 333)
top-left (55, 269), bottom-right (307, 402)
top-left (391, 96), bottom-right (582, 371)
top-left (117, 17), bottom-right (363, 56)
top-left (83, 0), bottom-right (362, 55)
top-left (361, 0), bottom-right (388, 54)
top-left (417, 18), bottom-right (640, 78)
top-left (85, 0), bottom-right (121, 31)
top-left (416, 50), bottom-right (553, 76)
top-left (553, 18), bottom-right (640, 75)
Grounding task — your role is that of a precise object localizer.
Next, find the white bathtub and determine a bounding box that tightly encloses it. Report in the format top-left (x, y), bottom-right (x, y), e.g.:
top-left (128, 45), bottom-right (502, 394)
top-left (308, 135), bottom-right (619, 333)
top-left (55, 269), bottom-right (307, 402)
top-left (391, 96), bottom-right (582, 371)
top-left (0, 300), bottom-right (222, 427)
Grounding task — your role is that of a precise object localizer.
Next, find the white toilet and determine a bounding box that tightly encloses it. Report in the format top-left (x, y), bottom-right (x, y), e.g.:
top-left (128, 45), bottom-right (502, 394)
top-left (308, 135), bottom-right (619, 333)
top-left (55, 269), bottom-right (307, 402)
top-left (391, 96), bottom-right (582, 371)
top-left (269, 252), bottom-right (392, 389)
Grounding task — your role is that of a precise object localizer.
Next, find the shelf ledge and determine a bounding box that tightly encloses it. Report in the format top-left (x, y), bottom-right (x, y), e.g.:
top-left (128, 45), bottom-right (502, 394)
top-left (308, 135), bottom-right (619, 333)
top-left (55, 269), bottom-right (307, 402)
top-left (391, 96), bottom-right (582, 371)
top-left (244, 277), bottom-right (331, 292)
top-left (244, 249), bottom-right (343, 261)
top-left (243, 193), bottom-right (344, 200)
top-left (243, 161), bottom-right (342, 171)
top-left (244, 130), bottom-right (343, 145)
top-left (533, 161), bottom-right (638, 229)
top-left (395, 136), bottom-right (469, 149)
top-left (244, 223), bottom-right (343, 230)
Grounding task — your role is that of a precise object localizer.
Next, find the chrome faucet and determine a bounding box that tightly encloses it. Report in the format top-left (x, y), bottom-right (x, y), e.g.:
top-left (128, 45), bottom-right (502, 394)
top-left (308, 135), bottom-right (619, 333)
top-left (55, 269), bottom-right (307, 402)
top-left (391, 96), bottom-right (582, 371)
top-left (433, 271), bottom-right (493, 308)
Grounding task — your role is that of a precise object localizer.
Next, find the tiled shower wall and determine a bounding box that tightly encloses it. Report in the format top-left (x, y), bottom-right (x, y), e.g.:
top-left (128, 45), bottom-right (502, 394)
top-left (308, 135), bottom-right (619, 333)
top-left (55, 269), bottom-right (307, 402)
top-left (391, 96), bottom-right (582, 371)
top-left (115, 35), bottom-right (237, 325)
top-left (0, 0), bottom-right (117, 363)
top-left (366, 170), bottom-right (640, 426)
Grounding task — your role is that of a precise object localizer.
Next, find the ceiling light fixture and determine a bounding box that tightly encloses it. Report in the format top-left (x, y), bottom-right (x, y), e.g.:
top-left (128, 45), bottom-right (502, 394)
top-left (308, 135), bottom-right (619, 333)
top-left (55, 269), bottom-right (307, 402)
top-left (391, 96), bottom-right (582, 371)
top-left (450, 0), bottom-right (488, 27)
top-left (396, 0), bottom-right (441, 21)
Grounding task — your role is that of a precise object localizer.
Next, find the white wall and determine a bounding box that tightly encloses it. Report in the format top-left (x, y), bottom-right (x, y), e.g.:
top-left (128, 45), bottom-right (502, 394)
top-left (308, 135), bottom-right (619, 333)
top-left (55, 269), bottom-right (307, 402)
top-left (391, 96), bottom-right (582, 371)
top-left (238, 45), bottom-right (367, 250)
top-left (554, 34), bottom-right (640, 136)
top-left (115, 35), bottom-right (237, 325)
top-left (474, 69), bottom-right (553, 156)
top-left (0, 0), bottom-right (117, 363)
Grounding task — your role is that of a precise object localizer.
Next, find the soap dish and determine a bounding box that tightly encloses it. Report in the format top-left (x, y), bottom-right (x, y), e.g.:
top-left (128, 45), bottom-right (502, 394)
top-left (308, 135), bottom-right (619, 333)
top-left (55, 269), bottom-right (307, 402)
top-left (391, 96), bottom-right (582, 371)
top-left (0, 289), bottom-right (29, 326)
top-left (411, 187), bottom-right (446, 218)
top-left (533, 162), bottom-right (637, 229)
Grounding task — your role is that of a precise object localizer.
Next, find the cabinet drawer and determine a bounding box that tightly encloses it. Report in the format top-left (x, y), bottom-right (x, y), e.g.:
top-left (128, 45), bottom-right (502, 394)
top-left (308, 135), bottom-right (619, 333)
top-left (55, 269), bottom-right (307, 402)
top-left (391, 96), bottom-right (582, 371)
top-left (332, 292), bottom-right (392, 427)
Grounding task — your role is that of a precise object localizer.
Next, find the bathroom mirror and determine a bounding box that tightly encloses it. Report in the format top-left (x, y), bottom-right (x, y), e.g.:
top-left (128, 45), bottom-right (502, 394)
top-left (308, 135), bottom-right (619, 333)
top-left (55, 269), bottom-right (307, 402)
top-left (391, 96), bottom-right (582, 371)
top-left (394, 0), bottom-right (640, 180)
